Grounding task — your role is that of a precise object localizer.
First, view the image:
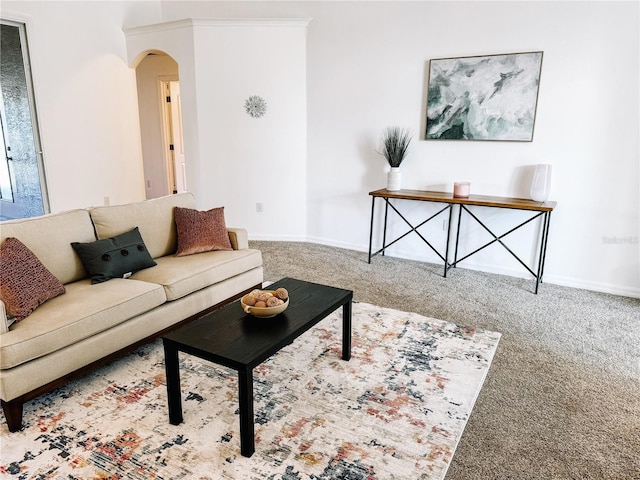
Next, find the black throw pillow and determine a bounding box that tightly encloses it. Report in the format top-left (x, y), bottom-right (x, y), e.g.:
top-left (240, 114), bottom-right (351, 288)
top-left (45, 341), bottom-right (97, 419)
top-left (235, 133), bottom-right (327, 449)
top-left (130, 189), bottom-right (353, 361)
top-left (71, 227), bottom-right (157, 284)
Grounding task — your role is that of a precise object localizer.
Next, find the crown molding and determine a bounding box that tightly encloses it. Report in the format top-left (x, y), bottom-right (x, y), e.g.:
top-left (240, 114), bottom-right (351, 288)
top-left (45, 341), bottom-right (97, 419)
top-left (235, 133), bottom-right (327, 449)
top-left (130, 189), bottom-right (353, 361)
top-left (124, 17), bottom-right (312, 36)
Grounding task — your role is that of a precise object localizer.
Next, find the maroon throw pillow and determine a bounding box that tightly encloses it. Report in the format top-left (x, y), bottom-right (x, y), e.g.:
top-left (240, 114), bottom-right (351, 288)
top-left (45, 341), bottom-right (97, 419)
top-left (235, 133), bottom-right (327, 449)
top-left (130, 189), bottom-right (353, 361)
top-left (0, 237), bottom-right (66, 322)
top-left (174, 206), bottom-right (233, 257)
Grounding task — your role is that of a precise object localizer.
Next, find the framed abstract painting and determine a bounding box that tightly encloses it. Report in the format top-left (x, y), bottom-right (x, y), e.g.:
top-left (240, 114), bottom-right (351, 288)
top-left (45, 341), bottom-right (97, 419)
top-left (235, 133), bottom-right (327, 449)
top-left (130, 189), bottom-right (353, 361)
top-left (425, 51), bottom-right (543, 141)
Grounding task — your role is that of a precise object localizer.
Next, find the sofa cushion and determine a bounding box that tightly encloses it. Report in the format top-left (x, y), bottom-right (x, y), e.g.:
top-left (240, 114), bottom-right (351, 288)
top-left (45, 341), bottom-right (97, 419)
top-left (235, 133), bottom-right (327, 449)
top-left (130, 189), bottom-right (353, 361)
top-left (174, 206), bottom-right (233, 256)
top-left (0, 209), bottom-right (97, 284)
top-left (71, 227), bottom-right (157, 284)
top-left (0, 238), bottom-right (66, 321)
top-left (89, 193), bottom-right (196, 259)
top-left (130, 249), bottom-right (263, 301)
top-left (0, 278), bottom-right (166, 369)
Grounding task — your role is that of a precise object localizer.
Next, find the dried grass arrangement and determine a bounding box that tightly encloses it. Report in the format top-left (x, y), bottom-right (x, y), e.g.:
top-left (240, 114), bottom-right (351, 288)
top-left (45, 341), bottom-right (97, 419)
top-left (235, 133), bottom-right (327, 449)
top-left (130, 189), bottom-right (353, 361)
top-left (379, 127), bottom-right (414, 168)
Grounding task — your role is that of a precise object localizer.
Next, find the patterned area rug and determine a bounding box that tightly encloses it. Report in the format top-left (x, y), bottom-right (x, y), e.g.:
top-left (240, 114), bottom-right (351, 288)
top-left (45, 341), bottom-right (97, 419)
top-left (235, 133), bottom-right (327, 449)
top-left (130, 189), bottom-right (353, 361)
top-left (0, 302), bottom-right (500, 479)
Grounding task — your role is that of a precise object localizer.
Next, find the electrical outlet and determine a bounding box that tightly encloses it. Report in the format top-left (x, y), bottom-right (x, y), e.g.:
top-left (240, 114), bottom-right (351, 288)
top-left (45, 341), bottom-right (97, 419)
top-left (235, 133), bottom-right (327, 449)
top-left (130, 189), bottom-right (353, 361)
top-left (104, 196), bottom-right (110, 206)
top-left (256, 202), bottom-right (263, 213)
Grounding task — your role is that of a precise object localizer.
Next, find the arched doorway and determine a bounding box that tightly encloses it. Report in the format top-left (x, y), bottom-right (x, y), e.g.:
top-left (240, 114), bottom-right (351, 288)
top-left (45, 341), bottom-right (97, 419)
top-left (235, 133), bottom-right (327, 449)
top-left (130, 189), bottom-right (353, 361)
top-left (134, 51), bottom-right (185, 199)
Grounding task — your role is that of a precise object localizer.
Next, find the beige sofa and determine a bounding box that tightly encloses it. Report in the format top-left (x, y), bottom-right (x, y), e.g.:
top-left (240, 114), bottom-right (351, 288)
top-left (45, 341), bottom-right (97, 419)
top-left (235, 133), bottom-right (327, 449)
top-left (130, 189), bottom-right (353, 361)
top-left (0, 193), bottom-right (263, 432)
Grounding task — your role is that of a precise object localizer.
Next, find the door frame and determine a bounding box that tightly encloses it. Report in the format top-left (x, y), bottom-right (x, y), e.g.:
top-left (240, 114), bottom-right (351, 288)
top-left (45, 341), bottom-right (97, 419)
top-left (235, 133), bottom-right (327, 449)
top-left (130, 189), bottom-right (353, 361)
top-left (158, 75), bottom-right (179, 195)
top-left (168, 80), bottom-right (186, 194)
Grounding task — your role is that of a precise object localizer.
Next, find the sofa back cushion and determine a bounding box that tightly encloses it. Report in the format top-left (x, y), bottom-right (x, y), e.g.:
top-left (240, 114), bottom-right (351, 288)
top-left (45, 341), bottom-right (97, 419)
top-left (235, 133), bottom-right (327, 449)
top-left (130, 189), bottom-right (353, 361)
top-left (88, 193), bottom-right (196, 259)
top-left (0, 209), bottom-right (97, 284)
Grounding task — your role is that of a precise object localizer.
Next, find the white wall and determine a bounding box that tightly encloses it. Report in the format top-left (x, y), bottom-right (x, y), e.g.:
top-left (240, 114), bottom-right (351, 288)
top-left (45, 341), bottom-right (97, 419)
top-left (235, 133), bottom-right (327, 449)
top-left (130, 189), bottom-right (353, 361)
top-left (1, 1), bottom-right (162, 210)
top-left (161, 1), bottom-right (639, 297)
top-left (125, 18), bottom-right (308, 238)
top-left (306, 1), bottom-right (640, 297)
top-left (2, 1), bottom-right (638, 297)
top-left (188, 20), bottom-right (308, 238)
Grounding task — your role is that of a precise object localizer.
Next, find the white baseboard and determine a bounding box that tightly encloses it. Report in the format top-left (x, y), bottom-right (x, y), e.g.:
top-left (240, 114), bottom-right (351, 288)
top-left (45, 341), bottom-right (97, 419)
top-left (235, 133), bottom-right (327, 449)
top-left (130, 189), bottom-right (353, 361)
top-left (305, 235), bottom-right (364, 253)
top-left (541, 275), bottom-right (640, 299)
top-left (250, 233), bottom-right (307, 242)
top-left (252, 236), bottom-right (640, 299)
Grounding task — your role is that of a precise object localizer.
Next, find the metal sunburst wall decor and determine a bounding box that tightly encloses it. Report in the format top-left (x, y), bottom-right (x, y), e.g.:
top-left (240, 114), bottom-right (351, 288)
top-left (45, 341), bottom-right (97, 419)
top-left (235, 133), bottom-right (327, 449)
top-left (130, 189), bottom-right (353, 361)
top-left (245, 95), bottom-right (267, 118)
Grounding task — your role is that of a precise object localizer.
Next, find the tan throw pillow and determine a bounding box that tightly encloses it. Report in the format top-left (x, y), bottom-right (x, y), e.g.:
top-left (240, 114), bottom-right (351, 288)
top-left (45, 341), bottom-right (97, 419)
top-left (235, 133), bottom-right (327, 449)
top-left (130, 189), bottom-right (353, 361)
top-left (0, 237), bottom-right (66, 321)
top-left (174, 206), bottom-right (233, 257)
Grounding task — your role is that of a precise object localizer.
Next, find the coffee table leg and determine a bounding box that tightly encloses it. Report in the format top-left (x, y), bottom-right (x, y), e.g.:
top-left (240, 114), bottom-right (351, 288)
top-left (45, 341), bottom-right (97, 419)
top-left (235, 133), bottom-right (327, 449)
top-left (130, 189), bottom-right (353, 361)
top-left (163, 339), bottom-right (183, 425)
top-left (342, 300), bottom-right (352, 361)
top-left (238, 367), bottom-right (255, 457)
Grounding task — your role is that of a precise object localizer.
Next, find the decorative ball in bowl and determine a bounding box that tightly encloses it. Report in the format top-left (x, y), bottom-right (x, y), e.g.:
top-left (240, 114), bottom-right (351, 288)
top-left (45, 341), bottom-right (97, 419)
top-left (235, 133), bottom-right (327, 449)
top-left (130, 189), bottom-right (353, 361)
top-left (241, 288), bottom-right (289, 318)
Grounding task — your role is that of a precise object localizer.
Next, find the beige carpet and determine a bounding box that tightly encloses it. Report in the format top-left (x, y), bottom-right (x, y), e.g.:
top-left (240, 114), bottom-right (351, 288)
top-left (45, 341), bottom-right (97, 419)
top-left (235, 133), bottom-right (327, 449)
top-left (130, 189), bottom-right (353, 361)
top-left (251, 240), bottom-right (640, 479)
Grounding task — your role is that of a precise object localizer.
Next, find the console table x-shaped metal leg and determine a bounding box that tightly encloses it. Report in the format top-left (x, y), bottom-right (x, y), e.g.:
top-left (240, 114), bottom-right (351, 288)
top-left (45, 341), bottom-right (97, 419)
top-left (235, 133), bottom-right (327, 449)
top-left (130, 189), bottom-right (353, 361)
top-left (449, 204), bottom-right (553, 294)
top-left (368, 196), bottom-right (456, 274)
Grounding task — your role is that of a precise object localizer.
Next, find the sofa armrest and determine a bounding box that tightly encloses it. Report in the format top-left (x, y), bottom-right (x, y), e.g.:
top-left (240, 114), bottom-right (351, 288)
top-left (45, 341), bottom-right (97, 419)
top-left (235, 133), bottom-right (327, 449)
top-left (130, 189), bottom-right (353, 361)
top-left (227, 228), bottom-right (248, 250)
top-left (0, 300), bottom-right (9, 334)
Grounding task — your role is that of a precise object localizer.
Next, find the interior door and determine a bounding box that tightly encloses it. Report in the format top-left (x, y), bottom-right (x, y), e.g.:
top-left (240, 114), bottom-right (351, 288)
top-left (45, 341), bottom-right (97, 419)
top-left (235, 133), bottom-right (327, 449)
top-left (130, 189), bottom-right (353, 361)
top-left (169, 81), bottom-right (186, 193)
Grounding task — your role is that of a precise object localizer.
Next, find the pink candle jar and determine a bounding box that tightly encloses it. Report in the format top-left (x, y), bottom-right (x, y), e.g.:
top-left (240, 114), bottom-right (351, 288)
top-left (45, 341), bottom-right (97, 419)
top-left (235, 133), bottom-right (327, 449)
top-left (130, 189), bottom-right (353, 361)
top-left (453, 182), bottom-right (470, 198)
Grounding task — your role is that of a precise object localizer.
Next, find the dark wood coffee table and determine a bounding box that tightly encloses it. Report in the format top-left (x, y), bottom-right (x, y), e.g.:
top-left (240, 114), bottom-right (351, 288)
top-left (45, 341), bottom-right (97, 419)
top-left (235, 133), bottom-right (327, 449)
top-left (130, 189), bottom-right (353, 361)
top-left (161, 277), bottom-right (353, 457)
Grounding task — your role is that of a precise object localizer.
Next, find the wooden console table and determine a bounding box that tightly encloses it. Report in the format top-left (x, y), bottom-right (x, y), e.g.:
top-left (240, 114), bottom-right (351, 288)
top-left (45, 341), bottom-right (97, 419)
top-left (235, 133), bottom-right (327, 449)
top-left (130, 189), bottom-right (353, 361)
top-left (368, 188), bottom-right (556, 294)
